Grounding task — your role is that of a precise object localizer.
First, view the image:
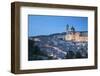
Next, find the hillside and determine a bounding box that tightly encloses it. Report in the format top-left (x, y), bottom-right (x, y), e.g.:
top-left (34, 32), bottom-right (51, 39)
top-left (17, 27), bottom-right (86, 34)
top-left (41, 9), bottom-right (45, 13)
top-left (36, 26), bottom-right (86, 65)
top-left (28, 32), bottom-right (88, 61)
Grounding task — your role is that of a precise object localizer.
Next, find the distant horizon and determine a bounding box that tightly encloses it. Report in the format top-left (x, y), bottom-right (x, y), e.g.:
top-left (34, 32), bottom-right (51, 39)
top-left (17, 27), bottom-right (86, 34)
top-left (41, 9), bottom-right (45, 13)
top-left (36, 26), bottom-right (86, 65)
top-left (28, 15), bottom-right (88, 37)
top-left (29, 31), bottom-right (88, 37)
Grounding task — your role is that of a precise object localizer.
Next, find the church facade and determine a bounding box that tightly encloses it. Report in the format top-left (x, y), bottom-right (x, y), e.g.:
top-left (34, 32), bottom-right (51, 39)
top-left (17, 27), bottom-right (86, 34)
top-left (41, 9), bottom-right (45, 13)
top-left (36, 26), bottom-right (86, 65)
top-left (65, 25), bottom-right (88, 42)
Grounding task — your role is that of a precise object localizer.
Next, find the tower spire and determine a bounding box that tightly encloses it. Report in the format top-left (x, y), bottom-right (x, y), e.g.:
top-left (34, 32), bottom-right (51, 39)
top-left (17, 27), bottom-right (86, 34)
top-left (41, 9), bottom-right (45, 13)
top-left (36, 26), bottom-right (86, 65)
top-left (65, 24), bottom-right (69, 41)
top-left (66, 24), bottom-right (69, 34)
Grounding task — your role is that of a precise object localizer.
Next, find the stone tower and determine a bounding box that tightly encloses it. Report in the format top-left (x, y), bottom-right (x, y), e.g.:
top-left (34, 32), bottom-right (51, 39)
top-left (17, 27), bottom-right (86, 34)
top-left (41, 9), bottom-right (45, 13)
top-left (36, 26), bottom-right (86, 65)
top-left (65, 24), bottom-right (70, 40)
top-left (66, 24), bottom-right (69, 35)
top-left (70, 26), bottom-right (75, 41)
top-left (65, 25), bottom-right (75, 41)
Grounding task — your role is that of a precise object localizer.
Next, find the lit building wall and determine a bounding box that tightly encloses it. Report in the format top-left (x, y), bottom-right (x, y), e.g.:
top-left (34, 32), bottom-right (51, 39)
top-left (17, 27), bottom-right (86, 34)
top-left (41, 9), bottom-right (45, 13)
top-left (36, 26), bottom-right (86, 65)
top-left (65, 32), bottom-right (87, 42)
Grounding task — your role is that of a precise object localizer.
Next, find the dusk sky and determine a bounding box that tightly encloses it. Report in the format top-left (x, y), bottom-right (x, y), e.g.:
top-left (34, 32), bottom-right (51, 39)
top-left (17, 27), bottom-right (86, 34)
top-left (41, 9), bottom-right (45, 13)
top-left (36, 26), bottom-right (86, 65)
top-left (28, 15), bottom-right (88, 37)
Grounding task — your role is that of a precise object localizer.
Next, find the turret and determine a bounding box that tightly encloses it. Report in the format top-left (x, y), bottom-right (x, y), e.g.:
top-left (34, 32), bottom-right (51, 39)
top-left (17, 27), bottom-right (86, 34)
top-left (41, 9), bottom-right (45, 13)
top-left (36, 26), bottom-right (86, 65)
top-left (66, 24), bottom-right (69, 35)
top-left (70, 26), bottom-right (75, 34)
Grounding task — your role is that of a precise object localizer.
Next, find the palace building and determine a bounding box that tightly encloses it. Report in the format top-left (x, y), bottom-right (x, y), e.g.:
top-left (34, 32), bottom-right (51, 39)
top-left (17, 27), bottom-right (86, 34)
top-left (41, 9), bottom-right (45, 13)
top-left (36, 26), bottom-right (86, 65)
top-left (65, 25), bottom-right (88, 42)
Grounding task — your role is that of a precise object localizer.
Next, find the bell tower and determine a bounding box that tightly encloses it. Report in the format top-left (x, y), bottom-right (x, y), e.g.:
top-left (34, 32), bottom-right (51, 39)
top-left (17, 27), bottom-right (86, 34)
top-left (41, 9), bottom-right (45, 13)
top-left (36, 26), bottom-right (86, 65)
top-left (65, 24), bottom-right (69, 40)
top-left (70, 26), bottom-right (75, 41)
top-left (66, 24), bottom-right (69, 35)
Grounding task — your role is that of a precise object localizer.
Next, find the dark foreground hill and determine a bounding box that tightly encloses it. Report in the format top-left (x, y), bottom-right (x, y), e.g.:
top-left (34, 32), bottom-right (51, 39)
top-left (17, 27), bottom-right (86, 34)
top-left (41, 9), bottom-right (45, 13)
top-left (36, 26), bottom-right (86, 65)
top-left (28, 33), bottom-right (88, 61)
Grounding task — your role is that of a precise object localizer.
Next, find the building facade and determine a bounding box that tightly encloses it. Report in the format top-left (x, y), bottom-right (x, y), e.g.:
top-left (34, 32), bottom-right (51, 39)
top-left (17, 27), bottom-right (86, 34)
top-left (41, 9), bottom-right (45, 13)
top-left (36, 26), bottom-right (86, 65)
top-left (65, 25), bottom-right (88, 42)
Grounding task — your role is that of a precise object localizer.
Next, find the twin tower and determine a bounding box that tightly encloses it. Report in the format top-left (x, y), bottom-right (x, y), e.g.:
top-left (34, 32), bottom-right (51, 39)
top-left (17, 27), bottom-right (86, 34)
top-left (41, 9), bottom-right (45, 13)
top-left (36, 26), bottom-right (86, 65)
top-left (65, 24), bottom-right (87, 42)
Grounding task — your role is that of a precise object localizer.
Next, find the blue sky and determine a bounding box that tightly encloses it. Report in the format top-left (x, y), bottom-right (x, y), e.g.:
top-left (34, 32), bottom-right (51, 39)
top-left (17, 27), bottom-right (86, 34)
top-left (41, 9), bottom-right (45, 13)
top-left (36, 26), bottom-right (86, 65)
top-left (28, 15), bottom-right (88, 37)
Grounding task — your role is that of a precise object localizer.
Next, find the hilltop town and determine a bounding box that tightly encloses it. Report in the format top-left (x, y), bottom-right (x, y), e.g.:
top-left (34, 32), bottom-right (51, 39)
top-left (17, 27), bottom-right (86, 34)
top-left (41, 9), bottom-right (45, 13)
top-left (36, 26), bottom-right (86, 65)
top-left (28, 25), bottom-right (88, 60)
